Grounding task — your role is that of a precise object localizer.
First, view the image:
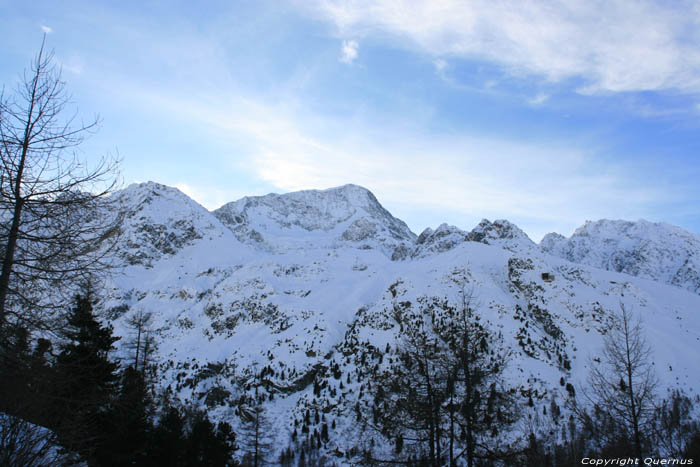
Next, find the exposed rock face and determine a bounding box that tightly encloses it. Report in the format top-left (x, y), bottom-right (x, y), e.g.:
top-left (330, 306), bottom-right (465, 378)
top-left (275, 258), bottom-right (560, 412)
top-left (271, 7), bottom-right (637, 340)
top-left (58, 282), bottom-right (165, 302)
top-left (411, 224), bottom-right (471, 257)
top-left (409, 219), bottom-right (536, 258)
top-left (113, 182), bottom-right (228, 267)
top-left (213, 184), bottom-right (415, 254)
top-left (541, 219), bottom-right (700, 294)
top-left (469, 218), bottom-right (537, 251)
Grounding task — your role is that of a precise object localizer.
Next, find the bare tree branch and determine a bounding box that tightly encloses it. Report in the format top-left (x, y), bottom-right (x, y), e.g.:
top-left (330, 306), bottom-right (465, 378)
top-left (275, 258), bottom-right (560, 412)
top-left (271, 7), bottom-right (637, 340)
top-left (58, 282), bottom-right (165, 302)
top-left (0, 35), bottom-right (122, 336)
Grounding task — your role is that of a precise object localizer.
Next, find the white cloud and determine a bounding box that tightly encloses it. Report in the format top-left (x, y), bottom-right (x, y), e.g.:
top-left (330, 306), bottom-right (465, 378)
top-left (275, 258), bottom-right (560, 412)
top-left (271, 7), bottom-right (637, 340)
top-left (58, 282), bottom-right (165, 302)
top-left (433, 58), bottom-right (447, 73)
top-left (40, 25), bottom-right (52, 34)
top-left (527, 93), bottom-right (550, 106)
top-left (305, 0), bottom-right (700, 94)
top-left (84, 14), bottom-right (682, 241)
top-left (104, 76), bottom-right (675, 240)
top-left (59, 55), bottom-right (84, 75)
top-left (340, 39), bottom-right (358, 64)
top-left (249, 127), bottom-right (668, 240)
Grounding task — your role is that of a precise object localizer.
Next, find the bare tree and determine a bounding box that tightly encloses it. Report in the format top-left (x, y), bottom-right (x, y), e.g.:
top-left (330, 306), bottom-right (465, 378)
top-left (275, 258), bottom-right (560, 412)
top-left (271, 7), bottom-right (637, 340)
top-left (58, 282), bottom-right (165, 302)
top-left (0, 36), bottom-right (120, 334)
top-left (0, 413), bottom-right (73, 467)
top-left (125, 309), bottom-right (155, 373)
top-left (587, 303), bottom-right (658, 459)
top-left (240, 371), bottom-right (271, 467)
top-left (371, 272), bottom-right (519, 467)
top-left (652, 390), bottom-right (700, 458)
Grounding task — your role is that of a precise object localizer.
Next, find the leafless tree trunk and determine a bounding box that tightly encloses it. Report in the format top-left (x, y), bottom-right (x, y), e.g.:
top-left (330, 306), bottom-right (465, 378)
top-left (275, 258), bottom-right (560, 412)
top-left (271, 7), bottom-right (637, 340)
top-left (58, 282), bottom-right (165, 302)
top-left (0, 36), bottom-right (120, 335)
top-left (125, 309), bottom-right (155, 372)
top-left (240, 371), bottom-right (271, 467)
top-left (370, 271), bottom-right (519, 466)
top-left (587, 303), bottom-right (658, 459)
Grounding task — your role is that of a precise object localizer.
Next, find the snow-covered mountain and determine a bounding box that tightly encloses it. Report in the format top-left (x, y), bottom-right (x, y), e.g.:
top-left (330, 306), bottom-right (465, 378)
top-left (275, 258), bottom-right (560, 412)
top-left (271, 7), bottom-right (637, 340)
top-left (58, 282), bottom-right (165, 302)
top-left (112, 181), bottom-right (237, 267)
top-left (100, 182), bottom-right (700, 461)
top-left (213, 184), bottom-right (415, 255)
top-left (541, 219), bottom-right (700, 294)
top-left (405, 219), bottom-right (536, 259)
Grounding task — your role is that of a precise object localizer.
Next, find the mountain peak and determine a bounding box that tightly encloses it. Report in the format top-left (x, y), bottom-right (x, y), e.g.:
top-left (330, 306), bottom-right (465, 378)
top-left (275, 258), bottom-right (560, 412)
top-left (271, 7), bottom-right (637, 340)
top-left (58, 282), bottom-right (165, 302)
top-left (213, 184), bottom-right (415, 253)
top-left (542, 218), bottom-right (700, 294)
top-left (111, 182), bottom-right (229, 267)
top-left (468, 218), bottom-right (536, 251)
top-left (97, 181), bottom-right (700, 462)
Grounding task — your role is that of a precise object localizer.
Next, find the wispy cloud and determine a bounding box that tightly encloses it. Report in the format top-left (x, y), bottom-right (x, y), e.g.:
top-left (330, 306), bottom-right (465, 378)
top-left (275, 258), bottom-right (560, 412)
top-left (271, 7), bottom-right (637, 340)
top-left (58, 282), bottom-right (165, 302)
top-left (35, 1), bottom-right (697, 239)
top-left (111, 78), bottom-right (675, 239)
top-left (433, 58), bottom-right (447, 72)
top-left (94, 59), bottom-right (684, 240)
top-left (305, 0), bottom-right (700, 94)
top-left (527, 93), bottom-right (550, 106)
top-left (59, 54), bottom-right (84, 75)
top-left (340, 39), bottom-right (358, 64)
top-left (249, 124), bottom-right (671, 239)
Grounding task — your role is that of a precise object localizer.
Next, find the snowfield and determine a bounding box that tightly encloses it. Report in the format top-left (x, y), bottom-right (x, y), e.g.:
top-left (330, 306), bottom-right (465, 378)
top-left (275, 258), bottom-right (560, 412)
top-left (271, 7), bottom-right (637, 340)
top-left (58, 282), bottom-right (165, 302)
top-left (100, 182), bottom-right (700, 459)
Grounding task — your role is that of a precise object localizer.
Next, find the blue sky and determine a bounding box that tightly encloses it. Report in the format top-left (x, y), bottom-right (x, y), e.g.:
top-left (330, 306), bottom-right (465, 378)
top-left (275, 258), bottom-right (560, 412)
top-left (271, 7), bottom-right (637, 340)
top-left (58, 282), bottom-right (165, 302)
top-left (2, 0), bottom-right (699, 241)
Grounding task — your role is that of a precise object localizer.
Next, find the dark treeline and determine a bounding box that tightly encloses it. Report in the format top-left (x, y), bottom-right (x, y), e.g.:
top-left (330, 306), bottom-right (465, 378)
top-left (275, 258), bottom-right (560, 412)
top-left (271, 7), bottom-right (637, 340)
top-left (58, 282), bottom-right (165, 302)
top-left (0, 293), bottom-right (237, 466)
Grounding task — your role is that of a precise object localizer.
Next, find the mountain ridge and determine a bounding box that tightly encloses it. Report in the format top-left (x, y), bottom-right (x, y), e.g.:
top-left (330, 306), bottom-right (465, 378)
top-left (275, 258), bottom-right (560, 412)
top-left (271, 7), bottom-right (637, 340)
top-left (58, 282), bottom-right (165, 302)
top-left (100, 181), bottom-right (700, 460)
top-left (115, 182), bottom-right (700, 293)
top-left (540, 218), bottom-right (700, 294)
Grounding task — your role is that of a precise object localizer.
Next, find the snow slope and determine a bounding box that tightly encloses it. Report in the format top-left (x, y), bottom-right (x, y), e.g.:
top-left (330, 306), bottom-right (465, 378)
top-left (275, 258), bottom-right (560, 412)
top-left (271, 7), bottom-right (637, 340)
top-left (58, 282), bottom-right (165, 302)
top-left (97, 183), bottom-right (700, 461)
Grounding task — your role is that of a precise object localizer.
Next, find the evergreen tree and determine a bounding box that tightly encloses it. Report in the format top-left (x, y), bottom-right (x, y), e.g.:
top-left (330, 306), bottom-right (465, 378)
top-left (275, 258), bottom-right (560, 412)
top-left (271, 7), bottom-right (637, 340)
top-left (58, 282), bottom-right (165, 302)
top-left (183, 410), bottom-right (237, 466)
top-left (97, 366), bottom-right (151, 466)
top-left (0, 326), bottom-right (62, 464)
top-left (149, 405), bottom-right (186, 466)
top-left (0, 325), bottom-right (32, 415)
top-left (651, 390), bottom-right (700, 458)
top-left (53, 293), bottom-right (120, 463)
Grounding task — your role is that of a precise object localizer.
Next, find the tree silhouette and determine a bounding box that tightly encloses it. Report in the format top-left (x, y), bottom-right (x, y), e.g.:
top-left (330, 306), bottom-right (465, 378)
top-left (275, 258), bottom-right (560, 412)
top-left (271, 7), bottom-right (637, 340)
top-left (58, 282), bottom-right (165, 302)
top-left (372, 274), bottom-right (519, 466)
top-left (586, 303), bottom-right (658, 459)
top-left (53, 293), bottom-right (120, 463)
top-left (0, 35), bottom-right (120, 335)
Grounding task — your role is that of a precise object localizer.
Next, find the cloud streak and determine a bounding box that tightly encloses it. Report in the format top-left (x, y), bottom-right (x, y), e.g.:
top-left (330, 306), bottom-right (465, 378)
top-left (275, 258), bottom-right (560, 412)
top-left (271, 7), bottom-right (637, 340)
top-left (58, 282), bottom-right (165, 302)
top-left (305, 0), bottom-right (700, 94)
top-left (113, 79), bottom-right (675, 239)
top-left (34, 1), bottom-right (697, 240)
top-left (340, 39), bottom-right (358, 63)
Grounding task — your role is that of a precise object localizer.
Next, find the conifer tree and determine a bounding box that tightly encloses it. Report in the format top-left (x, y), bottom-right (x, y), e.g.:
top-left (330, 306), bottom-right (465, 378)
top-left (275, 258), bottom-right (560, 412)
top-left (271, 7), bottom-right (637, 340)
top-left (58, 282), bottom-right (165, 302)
top-left (182, 410), bottom-right (237, 466)
top-left (439, 278), bottom-right (519, 467)
top-left (53, 293), bottom-right (120, 463)
top-left (150, 405), bottom-right (186, 465)
top-left (240, 373), bottom-right (272, 467)
top-left (652, 390), bottom-right (700, 458)
top-left (125, 309), bottom-right (156, 373)
top-left (98, 366), bottom-right (151, 465)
